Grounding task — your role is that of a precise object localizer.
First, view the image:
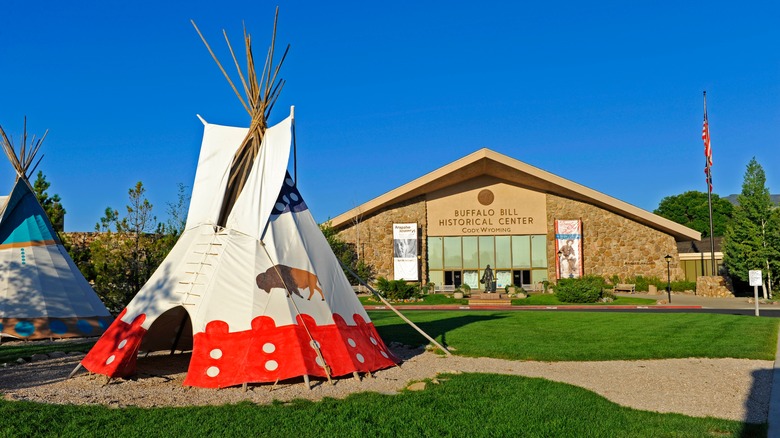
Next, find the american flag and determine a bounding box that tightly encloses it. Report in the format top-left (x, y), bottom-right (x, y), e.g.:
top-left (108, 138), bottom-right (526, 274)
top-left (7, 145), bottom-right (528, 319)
top-left (702, 110), bottom-right (713, 192)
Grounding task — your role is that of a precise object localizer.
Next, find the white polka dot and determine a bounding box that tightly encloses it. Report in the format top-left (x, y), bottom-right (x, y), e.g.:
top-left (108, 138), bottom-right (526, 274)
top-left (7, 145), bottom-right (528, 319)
top-left (369, 337), bottom-right (378, 345)
top-left (315, 356), bottom-right (325, 367)
top-left (290, 193), bottom-right (299, 201)
top-left (282, 195), bottom-right (289, 203)
top-left (265, 360), bottom-right (278, 371)
top-left (347, 338), bottom-right (356, 348)
top-left (206, 366), bottom-right (220, 377)
top-left (310, 340), bottom-right (321, 349)
top-left (262, 343), bottom-right (276, 354)
top-left (285, 178), bottom-right (294, 186)
top-left (356, 353), bottom-right (365, 363)
top-left (118, 339), bottom-right (127, 349)
top-left (275, 202), bottom-right (286, 211)
top-left (106, 355), bottom-right (115, 365)
top-left (380, 351), bottom-right (389, 358)
top-left (210, 349), bottom-right (222, 359)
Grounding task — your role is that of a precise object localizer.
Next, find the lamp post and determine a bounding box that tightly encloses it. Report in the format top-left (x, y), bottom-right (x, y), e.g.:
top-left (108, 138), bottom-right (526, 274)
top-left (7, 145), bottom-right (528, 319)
top-left (557, 250), bottom-right (562, 279)
top-left (664, 254), bottom-right (672, 303)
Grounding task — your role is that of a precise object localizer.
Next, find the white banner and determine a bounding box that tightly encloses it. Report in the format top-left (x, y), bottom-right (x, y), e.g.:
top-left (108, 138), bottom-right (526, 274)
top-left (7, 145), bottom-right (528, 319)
top-left (555, 219), bottom-right (583, 279)
top-left (393, 223), bottom-right (418, 281)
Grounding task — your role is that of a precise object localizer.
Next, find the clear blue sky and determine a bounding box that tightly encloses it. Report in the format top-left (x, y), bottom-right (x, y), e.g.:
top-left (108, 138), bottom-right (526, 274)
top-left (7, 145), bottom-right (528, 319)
top-left (2, 1), bottom-right (778, 232)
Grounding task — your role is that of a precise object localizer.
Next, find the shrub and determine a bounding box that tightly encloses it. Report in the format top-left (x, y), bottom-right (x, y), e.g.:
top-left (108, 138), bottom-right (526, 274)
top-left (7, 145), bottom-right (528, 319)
top-left (554, 275), bottom-right (607, 303)
top-left (375, 277), bottom-right (419, 301)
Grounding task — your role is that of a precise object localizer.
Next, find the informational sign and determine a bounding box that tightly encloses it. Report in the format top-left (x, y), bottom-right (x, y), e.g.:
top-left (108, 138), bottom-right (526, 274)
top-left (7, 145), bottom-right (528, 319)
top-left (749, 270), bottom-right (762, 287)
top-left (555, 219), bottom-right (583, 279)
top-left (393, 223), bottom-right (418, 281)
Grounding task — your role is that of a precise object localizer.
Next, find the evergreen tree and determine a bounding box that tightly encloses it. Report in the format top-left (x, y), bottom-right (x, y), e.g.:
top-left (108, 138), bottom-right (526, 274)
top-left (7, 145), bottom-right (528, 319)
top-left (90, 182), bottom-right (177, 310)
top-left (320, 221), bottom-right (375, 286)
top-left (32, 171), bottom-right (66, 232)
top-left (722, 158), bottom-right (780, 298)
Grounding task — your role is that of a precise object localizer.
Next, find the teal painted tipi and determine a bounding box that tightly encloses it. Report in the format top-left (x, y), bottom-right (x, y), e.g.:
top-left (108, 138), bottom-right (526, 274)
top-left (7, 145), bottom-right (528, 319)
top-left (0, 120), bottom-right (111, 340)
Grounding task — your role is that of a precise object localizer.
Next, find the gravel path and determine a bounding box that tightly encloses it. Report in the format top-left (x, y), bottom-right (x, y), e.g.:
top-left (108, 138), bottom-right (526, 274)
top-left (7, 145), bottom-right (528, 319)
top-left (0, 344), bottom-right (773, 424)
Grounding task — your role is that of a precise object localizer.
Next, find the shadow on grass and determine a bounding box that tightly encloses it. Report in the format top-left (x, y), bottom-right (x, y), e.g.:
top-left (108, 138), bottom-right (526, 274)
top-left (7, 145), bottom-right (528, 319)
top-left (371, 313), bottom-right (507, 354)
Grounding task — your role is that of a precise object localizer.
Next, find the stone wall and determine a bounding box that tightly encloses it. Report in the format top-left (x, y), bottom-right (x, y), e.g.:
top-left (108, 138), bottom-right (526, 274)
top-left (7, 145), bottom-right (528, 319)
top-left (336, 196), bottom-right (426, 281)
top-left (336, 193), bottom-right (688, 284)
top-left (546, 194), bottom-right (684, 282)
top-left (696, 275), bottom-right (734, 297)
top-left (61, 232), bottom-right (101, 250)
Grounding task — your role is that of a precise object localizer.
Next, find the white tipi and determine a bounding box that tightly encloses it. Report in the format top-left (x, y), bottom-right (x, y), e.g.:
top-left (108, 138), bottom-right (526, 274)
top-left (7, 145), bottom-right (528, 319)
top-left (0, 120), bottom-right (112, 340)
top-left (81, 18), bottom-right (398, 388)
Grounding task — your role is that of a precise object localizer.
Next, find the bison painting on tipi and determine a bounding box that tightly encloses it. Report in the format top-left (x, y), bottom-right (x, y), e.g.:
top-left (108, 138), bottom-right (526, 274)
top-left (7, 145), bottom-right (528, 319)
top-left (80, 17), bottom-right (399, 388)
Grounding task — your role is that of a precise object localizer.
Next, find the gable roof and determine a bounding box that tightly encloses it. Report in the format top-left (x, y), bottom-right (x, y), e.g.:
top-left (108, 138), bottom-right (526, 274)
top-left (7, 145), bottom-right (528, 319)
top-left (330, 148), bottom-right (700, 242)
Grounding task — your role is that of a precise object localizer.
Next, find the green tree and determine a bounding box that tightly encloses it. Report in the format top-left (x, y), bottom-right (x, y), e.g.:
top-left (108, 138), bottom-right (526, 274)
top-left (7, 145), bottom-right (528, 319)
top-left (722, 158), bottom-right (780, 298)
top-left (320, 221), bottom-right (375, 286)
top-left (90, 182), bottom-right (177, 310)
top-left (654, 190), bottom-right (733, 237)
top-left (32, 171), bottom-right (66, 232)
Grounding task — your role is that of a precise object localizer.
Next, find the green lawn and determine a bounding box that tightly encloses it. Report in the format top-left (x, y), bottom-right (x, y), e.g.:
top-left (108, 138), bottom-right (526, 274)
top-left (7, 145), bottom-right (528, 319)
top-left (0, 373), bottom-right (763, 437)
top-left (0, 341), bottom-right (95, 363)
top-left (368, 310), bottom-right (779, 361)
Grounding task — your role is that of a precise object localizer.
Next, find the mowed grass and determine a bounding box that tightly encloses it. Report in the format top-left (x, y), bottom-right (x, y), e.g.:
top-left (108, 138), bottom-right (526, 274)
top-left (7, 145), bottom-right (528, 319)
top-left (368, 310), bottom-right (779, 361)
top-left (0, 341), bottom-right (95, 363)
top-left (0, 373), bottom-right (763, 437)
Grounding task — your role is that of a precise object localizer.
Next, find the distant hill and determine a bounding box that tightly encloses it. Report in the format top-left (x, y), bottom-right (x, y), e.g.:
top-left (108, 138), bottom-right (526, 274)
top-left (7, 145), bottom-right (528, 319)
top-left (725, 194), bottom-right (780, 205)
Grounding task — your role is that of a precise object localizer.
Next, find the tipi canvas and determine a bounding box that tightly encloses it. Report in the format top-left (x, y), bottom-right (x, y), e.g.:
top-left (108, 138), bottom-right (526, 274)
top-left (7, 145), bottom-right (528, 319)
top-left (81, 18), bottom-right (398, 387)
top-left (82, 112), bottom-right (398, 388)
top-left (0, 122), bottom-right (112, 340)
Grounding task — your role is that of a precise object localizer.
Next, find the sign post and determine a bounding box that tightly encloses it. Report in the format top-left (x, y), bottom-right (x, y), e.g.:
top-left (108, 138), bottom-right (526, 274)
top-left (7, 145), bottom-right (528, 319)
top-left (749, 270), bottom-right (762, 317)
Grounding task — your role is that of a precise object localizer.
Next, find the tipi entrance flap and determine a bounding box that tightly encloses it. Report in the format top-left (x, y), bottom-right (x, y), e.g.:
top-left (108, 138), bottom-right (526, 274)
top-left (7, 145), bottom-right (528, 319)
top-left (225, 114), bottom-right (292, 239)
top-left (185, 123), bottom-right (249, 230)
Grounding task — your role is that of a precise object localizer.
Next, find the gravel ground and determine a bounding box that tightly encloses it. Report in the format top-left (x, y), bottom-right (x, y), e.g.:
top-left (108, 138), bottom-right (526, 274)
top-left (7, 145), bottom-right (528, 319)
top-left (0, 343), bottom-right (773, 424)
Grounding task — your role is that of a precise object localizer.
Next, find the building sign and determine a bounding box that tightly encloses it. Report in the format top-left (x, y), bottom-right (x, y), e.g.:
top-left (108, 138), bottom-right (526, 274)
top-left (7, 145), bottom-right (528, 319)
top-left (393, 223), bottom-right (418, 280)
top-left (426, 179), bottom-right (546, 236)
top-left (555, 219), bottom-right (582, 279)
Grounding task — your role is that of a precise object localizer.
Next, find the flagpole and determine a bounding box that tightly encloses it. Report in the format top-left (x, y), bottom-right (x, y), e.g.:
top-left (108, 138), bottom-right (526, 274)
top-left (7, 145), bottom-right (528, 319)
top-left (703, 91), bottom-right (716, 275)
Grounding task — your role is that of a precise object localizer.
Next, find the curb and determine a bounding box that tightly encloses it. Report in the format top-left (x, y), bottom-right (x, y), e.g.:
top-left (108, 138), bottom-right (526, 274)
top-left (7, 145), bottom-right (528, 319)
top-left (363, 305), bottom-right (704, 311)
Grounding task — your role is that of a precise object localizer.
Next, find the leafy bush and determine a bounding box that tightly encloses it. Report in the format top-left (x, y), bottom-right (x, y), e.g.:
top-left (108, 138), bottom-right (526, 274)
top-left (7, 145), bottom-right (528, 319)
top-left (671, 280), bottom-right (696, 292)
top-left (375, 277), bottom-right (419, 301)
top-left (554, 276), bottom-right (607, 303)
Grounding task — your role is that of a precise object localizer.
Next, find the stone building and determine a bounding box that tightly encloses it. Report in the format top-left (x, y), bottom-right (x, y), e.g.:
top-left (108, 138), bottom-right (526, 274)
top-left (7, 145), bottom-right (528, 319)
top-left (329, 149), bottom-right (700, 291)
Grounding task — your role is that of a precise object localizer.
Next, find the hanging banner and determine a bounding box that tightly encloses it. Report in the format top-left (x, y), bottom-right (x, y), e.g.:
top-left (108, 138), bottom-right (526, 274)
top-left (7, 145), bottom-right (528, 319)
top-left (393, 223), bottom-right (418, 280)
top-left (555, 219), bottom-right (582, 279)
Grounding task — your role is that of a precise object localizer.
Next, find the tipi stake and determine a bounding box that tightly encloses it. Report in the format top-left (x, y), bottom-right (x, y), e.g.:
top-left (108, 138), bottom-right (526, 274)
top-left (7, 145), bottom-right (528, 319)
top-left (67, 363), bottom-right (83, 379)
top-left (242, 382), bottom-right (248, 393)
top-left (303, 374), bottom-right (310, 390)
top-left (340, 261), bottom-right (452, 356)
top-left (352, 371), bottom-right (360, 381)
top-left (270, 378), bottom-right (279, 392)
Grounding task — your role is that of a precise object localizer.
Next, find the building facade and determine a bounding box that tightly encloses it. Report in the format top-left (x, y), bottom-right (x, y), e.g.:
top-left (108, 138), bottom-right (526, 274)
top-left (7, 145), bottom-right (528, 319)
top-left (330, 149), bottom-right (700, 291)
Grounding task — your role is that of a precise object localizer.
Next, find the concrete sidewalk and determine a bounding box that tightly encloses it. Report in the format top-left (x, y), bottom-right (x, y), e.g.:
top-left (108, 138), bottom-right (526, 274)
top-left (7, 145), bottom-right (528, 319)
top-left (617, 292), bottom-right (780, 311)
